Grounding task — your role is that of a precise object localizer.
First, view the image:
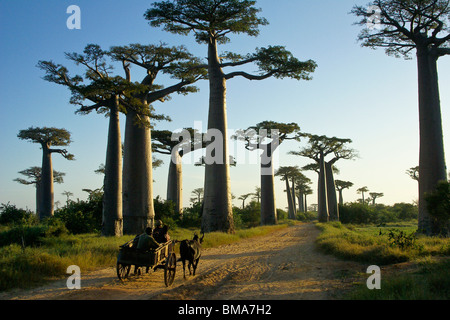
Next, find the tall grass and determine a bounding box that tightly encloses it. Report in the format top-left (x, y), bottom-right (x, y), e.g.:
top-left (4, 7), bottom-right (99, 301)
top-left (315, 221), bottom-right (450, 300)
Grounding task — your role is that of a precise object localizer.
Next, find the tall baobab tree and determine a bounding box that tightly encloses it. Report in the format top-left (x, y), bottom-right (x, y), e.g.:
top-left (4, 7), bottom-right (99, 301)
top-left (234, 121), bottom-right (301, 225)
top-left (275, 166), bottom-right (302, 220)
top-left (352, 0), bottom-right (450, 235)
top-left (14, 167), bottom-right (65, 214)
top-left (295, 172), bottom-right (313, 213)
top-left (17, 127), bottom-right (74, 220)
top-left (38, 44), bottom-right (149, 236)
top-left (152, 128), bottom-right (204, 215)
top-left (335, 180), bottom-right (354, 205)
top-left (290, 134), bottom-right (357, 222)
top-left (146, 0), bottom-right (317, 233)
top-left (109, 43), bottom-right (206, 234)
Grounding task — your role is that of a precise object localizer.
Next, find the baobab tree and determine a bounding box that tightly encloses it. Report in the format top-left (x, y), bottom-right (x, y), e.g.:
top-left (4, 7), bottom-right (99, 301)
top-left (234, 121), bottom-right (301, 225)
top-left (238, 193), bottom-right (253, 209)
top-left (295, 173), bottom-right (313, 213)
top-left (190, 188), bottom-right (204, 205)
top-left (109, 43), bottom-right (206, 234)
top-left (17, 127), bottom-right (74, 220)
top-left (275, 166), bottom-right (302, 220)
top-left (14, 167), bottom-right (65, 214)
top-left (62, 191), bottom-right (74, 205)
top-left (357, 186), bottom-right (370, 204)
top-left (407, 166), bottom-right (420, 182)
top-left (370, 192), bottom-right (384, 205)
top-left (352, 0), bottom-right (450, 235)
top-left (252, 187), bottom-right (261, 203)
top-left (335, 180), bottom-right (354, 205)
top-left (38, 44), bottom-right (150, 237)
top-left (146, 0), bottom-right (317, 233)
top-left (152, 128), bottom-right (204, 215)
top-left (290, 134), bottom-right (357, 222)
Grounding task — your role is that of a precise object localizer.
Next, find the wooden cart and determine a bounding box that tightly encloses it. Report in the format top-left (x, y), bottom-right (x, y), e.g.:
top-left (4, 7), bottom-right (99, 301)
top-left (116, 239), bottom-right (177, 287)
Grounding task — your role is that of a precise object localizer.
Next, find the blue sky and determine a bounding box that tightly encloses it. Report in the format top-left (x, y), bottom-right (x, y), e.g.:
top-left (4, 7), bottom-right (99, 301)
top-left (0, 0), bottom-right (449, 212)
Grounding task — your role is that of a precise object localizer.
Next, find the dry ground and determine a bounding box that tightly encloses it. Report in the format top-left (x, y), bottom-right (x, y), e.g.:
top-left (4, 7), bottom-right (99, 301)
top-left (0, 223), bottom-right (367, 300)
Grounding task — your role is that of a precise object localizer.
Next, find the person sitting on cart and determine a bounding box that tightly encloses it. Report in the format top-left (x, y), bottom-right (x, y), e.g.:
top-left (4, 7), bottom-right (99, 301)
top-left (152, 220), bottom-right (171, 243)
top-left (136, 227), bottom-right (160, 252)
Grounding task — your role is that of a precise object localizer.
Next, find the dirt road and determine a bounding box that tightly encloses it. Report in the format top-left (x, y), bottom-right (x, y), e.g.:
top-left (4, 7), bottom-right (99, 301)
top-left (1, 223), bottom-right (366, 300)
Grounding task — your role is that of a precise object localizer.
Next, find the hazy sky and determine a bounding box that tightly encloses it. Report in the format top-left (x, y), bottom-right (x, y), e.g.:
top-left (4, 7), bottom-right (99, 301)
top-left (0, 0), bottom-right (449, 212)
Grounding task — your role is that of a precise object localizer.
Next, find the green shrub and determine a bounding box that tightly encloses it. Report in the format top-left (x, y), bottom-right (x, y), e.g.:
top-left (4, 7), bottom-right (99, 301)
top-left (0, 203), bottom-right (37, 226)
top-left (296, 211), bottom-right (317, 222)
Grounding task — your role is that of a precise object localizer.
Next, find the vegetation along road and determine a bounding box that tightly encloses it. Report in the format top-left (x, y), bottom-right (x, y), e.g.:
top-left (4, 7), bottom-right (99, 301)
top-left (0, 223), bottom-right (366, 300)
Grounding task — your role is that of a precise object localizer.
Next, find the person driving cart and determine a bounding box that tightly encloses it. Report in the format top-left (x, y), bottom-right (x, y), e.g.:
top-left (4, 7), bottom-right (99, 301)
top-left (136, 227), bottom-right (160, 251)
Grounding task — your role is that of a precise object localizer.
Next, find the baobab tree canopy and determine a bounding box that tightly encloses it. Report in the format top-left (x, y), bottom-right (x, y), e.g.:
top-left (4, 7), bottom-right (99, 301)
top-left (18, 127), bottom-right (74, 159)
top-left (352, 0), bottom-right (450, 59)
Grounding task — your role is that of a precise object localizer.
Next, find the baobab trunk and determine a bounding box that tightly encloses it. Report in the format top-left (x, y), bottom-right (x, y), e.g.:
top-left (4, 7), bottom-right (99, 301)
top-left (35, 181), bottom-right (41, 215)
top-left (318, 153), bottom-right (329, 223)
top-left (167, 150), bottom-right (183, 215)
top-left (201, 38), bottom-right (234, 233)
top-left (291, 178), bottom-right (297, 217)
top-left (39, 145), bottom-right (54, 220)
top-left (298, 192), bottom-right (304, 213)
top-left (102, 97), bottom-right (123, 237)
top-left (122, 109), bottom-right (155, 235)
top-left (338, 190), bottom-right (344, 206)
top-left (416, 46), bottom-right (448, 235)
top-left (260, 159), bottom-right (277, 225)
top-left (285, 178), bottom-right (296, 220)
top-left (325, 162), bottom-right (339, 221)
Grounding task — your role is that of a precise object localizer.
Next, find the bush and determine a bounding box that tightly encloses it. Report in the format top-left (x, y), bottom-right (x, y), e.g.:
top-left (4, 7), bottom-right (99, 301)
top-left (234, 201), bottom-right (261, 228)
top-left (180, 202), bottom-right (202, 228)
top-left (296, 211), bottom-right (317, 222)
top-left (339, 202), bottom-right (418, 225)
top-left (0, 203), bottom-right (37, 226)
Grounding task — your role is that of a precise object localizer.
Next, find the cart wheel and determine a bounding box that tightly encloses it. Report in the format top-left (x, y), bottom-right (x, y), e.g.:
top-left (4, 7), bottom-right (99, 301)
top-left (164, 253), bottom-right (177, 287)
top-left (117, 263), bottom-right (131, 281)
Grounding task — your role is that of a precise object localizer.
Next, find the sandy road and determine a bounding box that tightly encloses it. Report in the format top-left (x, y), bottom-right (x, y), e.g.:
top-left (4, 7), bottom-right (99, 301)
top-left (0, 223), bottom-right (366, 300)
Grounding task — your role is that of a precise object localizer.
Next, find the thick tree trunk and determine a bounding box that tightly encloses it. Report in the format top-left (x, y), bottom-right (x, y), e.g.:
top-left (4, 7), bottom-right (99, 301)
top-left (102, 97), bottom-right (123, 237)
top-left (298, 192), bottom-right (304, 213)
top-left (260, 158), bottom-right (277, 225)
top-left (304, 194), bottom-right (308, 212)
top-left (167, 150), bottom-right (183, 215)
top-left (317, 153), bottom-right (329, 222)
top-left (338, 189), bottom-right (344, 206)
top-left (122, 109), bottom-right (155, 235)
top-left (291, 178), bottom-right (297, 216)
top-left (201, 38), bottom-right (234, 233)
top-left (285, 178), bottom-right (296, 220)
top-left (416, 46), bottom-right (448, 235)
top-left (39, 145), bottom-right (54, 220)
top-left (325, 162), bottom-right (339, 221)
top-left (35, 181), bottom-right (41, 216)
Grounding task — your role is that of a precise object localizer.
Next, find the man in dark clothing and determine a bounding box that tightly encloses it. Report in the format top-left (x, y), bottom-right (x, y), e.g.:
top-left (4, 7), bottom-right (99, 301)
top-left (136, 227), bottom-right (160, 251)
top-left (153, 220), bottom-right (171, 243)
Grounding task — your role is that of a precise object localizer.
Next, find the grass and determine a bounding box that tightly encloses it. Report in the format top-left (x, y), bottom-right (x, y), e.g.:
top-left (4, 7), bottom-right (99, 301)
top-left (315, 221), bottom-right (450, 299)
top-left (0, 221), bottom-right (292, 292)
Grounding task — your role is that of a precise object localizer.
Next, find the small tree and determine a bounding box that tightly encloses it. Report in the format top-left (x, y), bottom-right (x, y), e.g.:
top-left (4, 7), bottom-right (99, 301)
top-left (335, 180), bottom-right (354, 205)
top-left (14, 167), bottom-right (65, 214)
top-left (357, 186), bottom-right (370, 204)
top-left (369, 192), bottom-right (384, 205)
top-left (17, 127), bottom-right (74, 220)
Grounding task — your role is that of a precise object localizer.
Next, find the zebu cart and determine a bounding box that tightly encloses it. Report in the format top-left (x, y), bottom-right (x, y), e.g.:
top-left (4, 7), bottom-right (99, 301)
top-left (116, 239), bottom-right (177, 287)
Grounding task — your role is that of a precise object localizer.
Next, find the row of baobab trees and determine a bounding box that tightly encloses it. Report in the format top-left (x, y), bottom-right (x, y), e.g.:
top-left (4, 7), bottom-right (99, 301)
top-left (15, 0), bottom-right (450, 237)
